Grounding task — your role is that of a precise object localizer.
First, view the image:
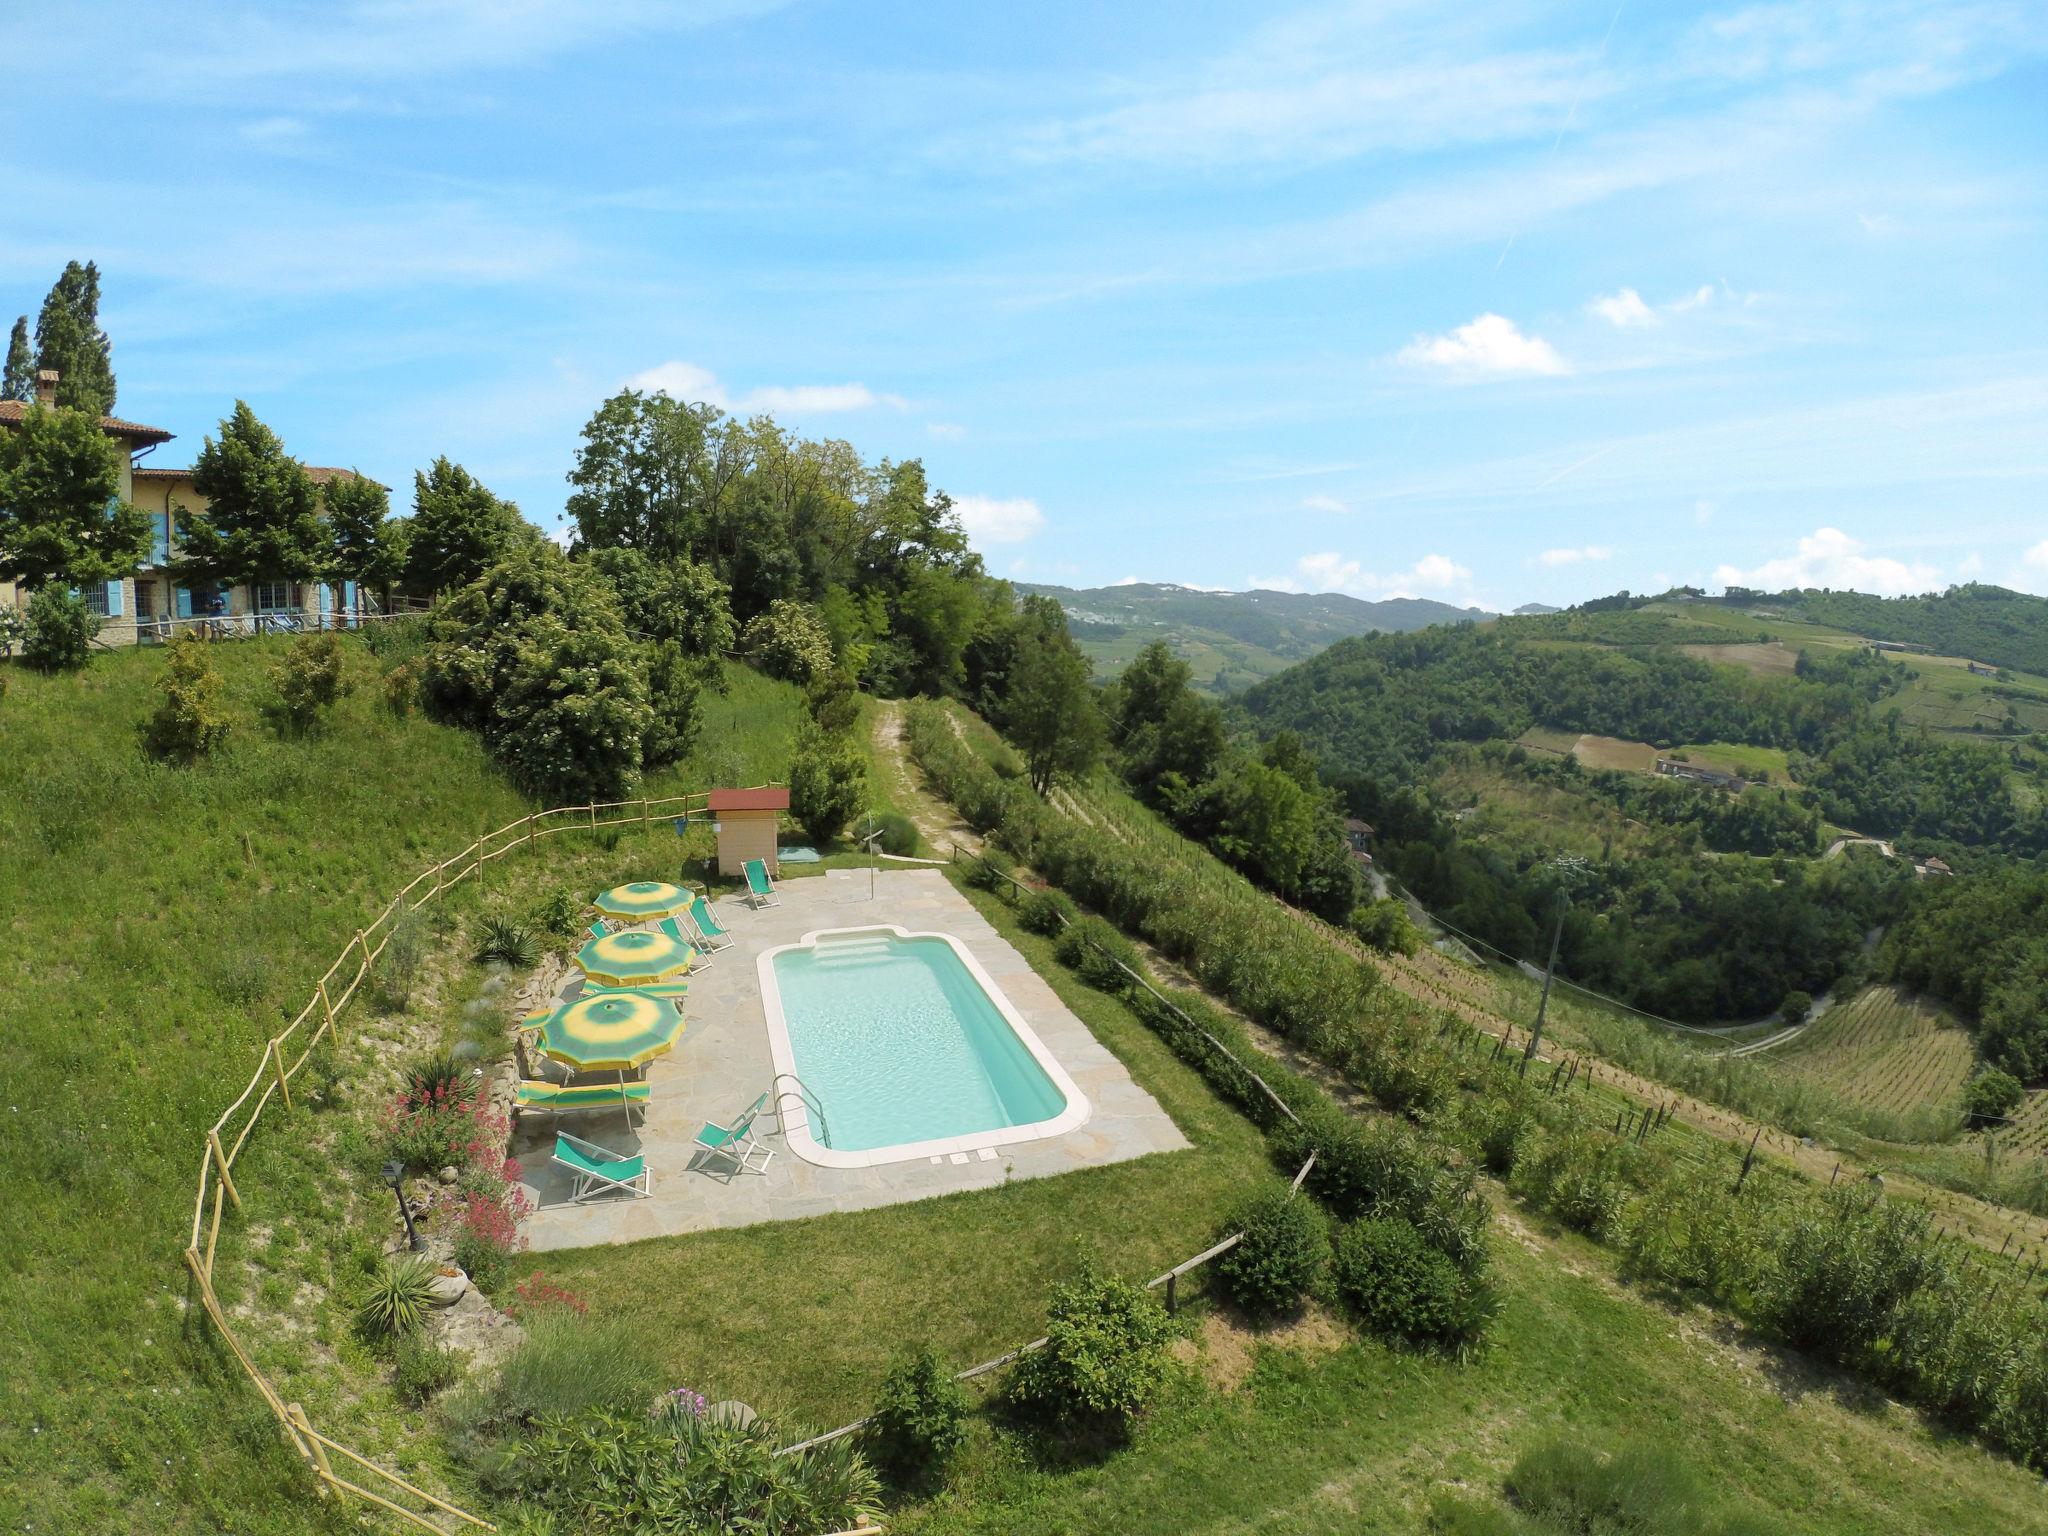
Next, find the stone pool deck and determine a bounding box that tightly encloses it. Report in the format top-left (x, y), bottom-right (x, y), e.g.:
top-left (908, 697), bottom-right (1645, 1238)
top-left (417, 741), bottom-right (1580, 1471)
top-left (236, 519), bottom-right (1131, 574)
top-left (512, 866), bottom-right (1189, 1252)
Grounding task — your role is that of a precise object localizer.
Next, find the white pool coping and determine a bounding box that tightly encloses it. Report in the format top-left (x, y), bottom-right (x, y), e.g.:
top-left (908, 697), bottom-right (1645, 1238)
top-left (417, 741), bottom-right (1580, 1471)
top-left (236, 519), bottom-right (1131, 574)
top-left (756, 923), bottom-right (1092, 1168)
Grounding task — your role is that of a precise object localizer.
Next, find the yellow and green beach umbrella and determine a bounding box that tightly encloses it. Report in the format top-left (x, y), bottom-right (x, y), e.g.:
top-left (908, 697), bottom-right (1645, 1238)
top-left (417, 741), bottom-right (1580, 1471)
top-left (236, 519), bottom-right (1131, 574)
top-left (535, 989), bottom-right (686, 1071)
top-left (593, 880), bottom-right (693, 922)
top-left (575, 926), bottom-right (697, 987)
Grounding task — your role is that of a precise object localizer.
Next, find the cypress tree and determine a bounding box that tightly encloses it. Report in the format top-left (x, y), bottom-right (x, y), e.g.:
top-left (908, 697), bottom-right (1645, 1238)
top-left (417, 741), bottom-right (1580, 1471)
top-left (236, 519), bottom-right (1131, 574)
top-left (1, 317), bottom-right (32, 402)
top-left (33, 260), bottom-right (117, 417)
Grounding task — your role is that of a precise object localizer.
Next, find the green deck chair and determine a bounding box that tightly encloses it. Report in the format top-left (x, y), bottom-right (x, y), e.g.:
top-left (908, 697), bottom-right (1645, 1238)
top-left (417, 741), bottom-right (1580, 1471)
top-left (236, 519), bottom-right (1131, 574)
top-left (742, 858), bottom-right (780, 909)
top-left (686, 892), bottom-right (734, 953)
top-left (551, 1132), bottom-right (651, 1202)
top-left (693, 1092), bottom-right (774, 1180)
top-left (657, 916), bottom-right (709, 971)
top-left (514, 1079), bottom-right (651, 1125)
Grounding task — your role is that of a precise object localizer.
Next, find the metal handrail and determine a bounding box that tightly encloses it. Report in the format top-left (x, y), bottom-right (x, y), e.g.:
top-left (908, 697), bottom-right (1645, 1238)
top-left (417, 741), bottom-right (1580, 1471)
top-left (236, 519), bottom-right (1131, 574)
top-left (771, 1071), bottom-right (831, 1147)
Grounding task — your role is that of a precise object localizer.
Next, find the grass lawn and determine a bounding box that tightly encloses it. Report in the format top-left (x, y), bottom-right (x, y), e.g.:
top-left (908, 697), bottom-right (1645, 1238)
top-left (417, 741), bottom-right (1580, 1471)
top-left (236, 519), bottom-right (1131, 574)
top-left (0, 639), bottom-right (808, 1533)
top-left (890, 1218), bottom-right (2048, 1536)
top-left (516, 866), bottom-right (1274, 1428)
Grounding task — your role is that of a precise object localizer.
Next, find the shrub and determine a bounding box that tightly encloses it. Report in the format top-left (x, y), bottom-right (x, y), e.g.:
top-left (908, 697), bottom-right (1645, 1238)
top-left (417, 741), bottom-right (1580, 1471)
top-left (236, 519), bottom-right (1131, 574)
top-left (872, 810), bottom-right (919, 856)
top-left (383, 655), bottom-right (422, 716)
top-left (1332, 1215), bottom-right (1493, 1353)
top-left (1213, 1187), bottom-right (1329, 1318)
top-left (527, 886), bottom-right (582, 940)
top-left (1515, 1122), bottom-right (1635, 1243)
top-left (1765, 1184), bottom-right (1942, 1361)
top-left (403, 1049), bottom-right (477, 1108)
top-left (640, 638), bottom-right (705, 769)
top-left (272, 631), bottom-right (352, 732)
top-left (1490, 1435), bottom-right (1770, 1536)
top-left (1780, 989), bottom-right (1813, 1025)
top-left (964, 848), bottom-right (1014, 892)
top-left (740, 597), bottom-right (834, 685)
top-left (474, 912), bottom-right (540, 968)
top-left (1348, 898), bottom-right (1421, 957)
top-left (504, 1406), bottom-right (881, 1535)
top-left (21, 585), bottom-right (96, 671)
top-left (475, 1310), bottom-right (664, 1429)
top-left (1963, 1069), bottom-right (2024, 1127)
top-left (1054, 914), bottom-right (1141, 992)
top-left (142, 632), bottom-right (232, 761)
top-left (453, 1191), bottom-right (524, 1292)
top-left (866, 1345), bottom-right (969, 1485)
top-left (394, 1333), bottom-right (463, 1405)
top-left (356, 1255), bottom-right (438, 1342)
top-left (1004, 1268), bottom-right (1174, 1437)
top-left (1018, 888), bottom-right (1077, 936)
top-left (376, 910), bottom-right (429, 1011)
top-left (1470, 1096), bottom-right (1533, 1176)
top-left (789, 719), bottom-right (868, 844)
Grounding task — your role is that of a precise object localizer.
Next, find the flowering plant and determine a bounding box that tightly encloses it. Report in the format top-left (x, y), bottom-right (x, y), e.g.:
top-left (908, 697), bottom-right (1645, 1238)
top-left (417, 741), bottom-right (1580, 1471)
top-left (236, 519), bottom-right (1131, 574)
top-left (661, 1386), bottom-right (708, 1419)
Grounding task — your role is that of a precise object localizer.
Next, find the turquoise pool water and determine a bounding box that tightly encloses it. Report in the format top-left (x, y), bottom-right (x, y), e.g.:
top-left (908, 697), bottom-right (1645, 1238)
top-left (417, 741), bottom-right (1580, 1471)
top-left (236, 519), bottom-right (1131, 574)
top-left (771, 933), bottom-right (1067, 1151)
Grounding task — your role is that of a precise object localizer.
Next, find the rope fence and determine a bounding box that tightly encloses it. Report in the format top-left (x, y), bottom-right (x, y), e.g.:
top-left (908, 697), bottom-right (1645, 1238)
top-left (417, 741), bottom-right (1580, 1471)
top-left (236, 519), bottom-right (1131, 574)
top-left (183, 788), bottom-right (735, 1533)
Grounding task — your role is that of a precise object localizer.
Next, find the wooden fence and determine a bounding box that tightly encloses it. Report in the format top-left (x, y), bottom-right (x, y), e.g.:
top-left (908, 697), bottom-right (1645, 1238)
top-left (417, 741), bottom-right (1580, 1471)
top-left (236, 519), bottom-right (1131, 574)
top-left (183, 789), bottom-right (730, 1533)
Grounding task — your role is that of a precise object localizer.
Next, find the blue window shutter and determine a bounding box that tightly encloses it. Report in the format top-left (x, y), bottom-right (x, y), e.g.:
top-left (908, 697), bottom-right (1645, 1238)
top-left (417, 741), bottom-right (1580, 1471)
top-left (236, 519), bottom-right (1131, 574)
top-left (106, 580), bottom-right (124, 617)
top-left (318, 583), bottom-right (333, 615)
top-left (343, 579), bottom-right (357, 608)
top-left (175, 587), bottom-right (193, 619)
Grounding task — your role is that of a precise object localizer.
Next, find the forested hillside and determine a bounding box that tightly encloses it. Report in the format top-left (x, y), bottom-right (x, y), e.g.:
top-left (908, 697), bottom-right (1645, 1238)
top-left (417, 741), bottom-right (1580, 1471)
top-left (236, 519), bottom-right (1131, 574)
top-left (1023, 580), bottom-right (1493, 692)
top-left (1235, 606), bottom-right (2048, 1033)
top-left (1761, 584), bottom-right (2048, 674)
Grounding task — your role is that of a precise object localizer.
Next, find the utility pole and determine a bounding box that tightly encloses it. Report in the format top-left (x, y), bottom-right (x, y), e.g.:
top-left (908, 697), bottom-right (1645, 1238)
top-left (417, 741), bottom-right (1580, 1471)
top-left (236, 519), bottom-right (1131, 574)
top-left (1520, 892), bottom-right (1566, 1076)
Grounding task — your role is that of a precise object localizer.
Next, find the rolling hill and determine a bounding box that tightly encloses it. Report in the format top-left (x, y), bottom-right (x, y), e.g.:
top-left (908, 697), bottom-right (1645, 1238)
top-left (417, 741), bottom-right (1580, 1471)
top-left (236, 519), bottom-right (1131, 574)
top-left (1020, 580), bottom-right (1494, 692)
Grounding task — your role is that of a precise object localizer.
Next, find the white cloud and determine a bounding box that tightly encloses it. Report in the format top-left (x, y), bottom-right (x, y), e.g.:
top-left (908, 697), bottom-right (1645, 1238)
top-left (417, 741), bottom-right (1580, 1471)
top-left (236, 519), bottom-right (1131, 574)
top-left (926, 421), bottom-right (966, 440)
top-left (1535, 545), bottom-right (1614, 567)
top-left (1957, 551), bottom-right (1984, 576)
top-left (953, 494), bottom-right (1046, 546)
top-left (1398, 313), bottom-right (1568, 377)
top-left (1587, 288), bottom-right (1656, 327)
top-left (1251, 550), bottom-right (1472, 600)
top-left (1714, 527), bottom-right (1938, 597)
top-left (1588, 283), bottom-right (1719, 326)
top-left (2023, 540), bottom-right (2048, 571)
top-left (624, 361), bottom-right (904, 415)
top-left (1300, 493), bottom-right (1347, 513)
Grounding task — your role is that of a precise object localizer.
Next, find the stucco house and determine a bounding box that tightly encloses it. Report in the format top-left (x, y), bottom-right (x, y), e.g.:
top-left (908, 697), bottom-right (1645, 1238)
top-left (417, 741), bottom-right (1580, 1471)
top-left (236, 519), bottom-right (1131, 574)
top-left (1, 369), bottom-right (383, 645)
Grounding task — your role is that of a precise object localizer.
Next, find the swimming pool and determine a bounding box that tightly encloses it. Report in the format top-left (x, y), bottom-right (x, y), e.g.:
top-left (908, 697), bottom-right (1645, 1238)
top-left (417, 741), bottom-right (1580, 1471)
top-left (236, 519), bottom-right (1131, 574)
top-left (757, 925), bottom-right (1090, 1167)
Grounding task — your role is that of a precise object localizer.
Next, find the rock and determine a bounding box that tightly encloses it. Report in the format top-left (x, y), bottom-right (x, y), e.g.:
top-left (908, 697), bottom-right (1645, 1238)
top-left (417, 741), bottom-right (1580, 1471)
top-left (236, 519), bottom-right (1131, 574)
top-left (437, 1166), bottom-right (459, 1186)
top-left (428, 1267), bottom-right (469, 1307)
top-left (706, 1400), bottom-right (758, 1430)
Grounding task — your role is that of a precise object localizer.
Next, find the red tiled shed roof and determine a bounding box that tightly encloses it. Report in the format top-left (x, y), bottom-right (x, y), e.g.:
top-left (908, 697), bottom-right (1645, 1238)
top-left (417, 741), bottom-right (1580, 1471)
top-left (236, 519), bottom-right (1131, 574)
top-left (0, 399), bottom-right (174, 446)
top-left (707, 787), bottom-right (789, 812)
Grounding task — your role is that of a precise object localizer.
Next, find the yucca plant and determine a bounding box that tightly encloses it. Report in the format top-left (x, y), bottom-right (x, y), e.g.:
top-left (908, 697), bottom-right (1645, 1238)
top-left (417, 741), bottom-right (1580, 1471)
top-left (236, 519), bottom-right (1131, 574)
top-left (474, 913), bottom-right (540, 968)
top-left (356, 1255), bottom-right (438, 1342)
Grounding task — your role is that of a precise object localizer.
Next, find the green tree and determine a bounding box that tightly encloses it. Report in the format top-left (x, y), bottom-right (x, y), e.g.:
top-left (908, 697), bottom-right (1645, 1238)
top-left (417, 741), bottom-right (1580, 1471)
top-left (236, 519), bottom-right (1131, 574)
top-left (585, 545), bottom-right (736, 656)
top-left (0, 403), bottom-right (151, 586)
top-left (322, 472), bottom-right (406, 608)
top-left (1962, 1069), bottom-right (2024, 1127)
top-left (1780, 989), bottom-right (1814, 1025)
top-left (1109, 640), bottom-right (1228, 795)
top-left (640, 639), bottom-right (705, 770)
top-left (175, 401), bottom-right (324, 587)
top-left (272, 632), bottom-right (353, 734)
top-left (565, 389), bottom-right (737, 558)
top-left (1, 317), bottom-right (31, 402)
top-left (999, 595), bottom-right (1102, 794)
top-left (422, 549), bottom-right (651, 802)
top-left (32, 260), bottom-right (116, 417)
top-left (400, 457), bottom-right (537, 596)
top-left (788, 717), bottom-right (868, 844)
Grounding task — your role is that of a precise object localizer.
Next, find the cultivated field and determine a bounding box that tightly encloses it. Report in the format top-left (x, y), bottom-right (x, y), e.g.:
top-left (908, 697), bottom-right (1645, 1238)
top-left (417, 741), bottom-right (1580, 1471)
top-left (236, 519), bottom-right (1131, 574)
top-left (1775, 985), bottom-right (1974, 1133)
top-left (1680, 639), bottom-right (1802, 675)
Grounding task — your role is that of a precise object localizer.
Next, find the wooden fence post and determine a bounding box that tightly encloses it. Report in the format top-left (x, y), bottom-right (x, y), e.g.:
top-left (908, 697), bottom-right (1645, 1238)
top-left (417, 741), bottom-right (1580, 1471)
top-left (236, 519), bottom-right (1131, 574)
top-left (355, 929), bottom-right (371, 975)
top-left (319, 979), bottom-right (336, 1037)
top-left (208, 1129), bottom-right (243, 1210)
top-left (526, 813), bottom-right (537, 854)
top-left (270, 1039), bottom-right (292, 1113)
top-left (287, 1404), bottom-right (335, 1495)
top-left (640, 798), bottom-right (650, 831)
top-left (1735, 1125), bottom-right (1762, 1194)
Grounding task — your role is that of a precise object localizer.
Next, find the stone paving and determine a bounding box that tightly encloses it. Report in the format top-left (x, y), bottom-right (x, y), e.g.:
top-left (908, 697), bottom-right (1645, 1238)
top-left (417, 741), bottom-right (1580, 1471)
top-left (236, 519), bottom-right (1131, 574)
top-left (513, 867), bottom-right (1189, 1251)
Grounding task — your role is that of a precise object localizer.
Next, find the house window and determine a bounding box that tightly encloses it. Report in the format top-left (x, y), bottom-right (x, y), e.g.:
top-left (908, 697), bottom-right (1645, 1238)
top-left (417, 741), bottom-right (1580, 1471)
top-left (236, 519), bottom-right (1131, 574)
top-left (134, 584), bottom-right (156, 618)
top-left (253, 581), bottom-right (296, 613)
top-left (83, 584), bottom-right (110, 616)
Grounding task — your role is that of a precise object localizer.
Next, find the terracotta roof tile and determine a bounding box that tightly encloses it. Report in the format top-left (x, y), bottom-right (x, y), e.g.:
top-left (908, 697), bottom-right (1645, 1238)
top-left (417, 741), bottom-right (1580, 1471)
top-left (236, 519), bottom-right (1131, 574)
top-left (0, 398), bottom-right (174, 445)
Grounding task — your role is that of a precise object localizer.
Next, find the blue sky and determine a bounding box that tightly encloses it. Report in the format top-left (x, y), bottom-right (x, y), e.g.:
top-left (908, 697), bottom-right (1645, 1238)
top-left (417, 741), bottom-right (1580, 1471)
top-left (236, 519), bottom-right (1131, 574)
top-left (7, 0), bottom-right (2046, 610)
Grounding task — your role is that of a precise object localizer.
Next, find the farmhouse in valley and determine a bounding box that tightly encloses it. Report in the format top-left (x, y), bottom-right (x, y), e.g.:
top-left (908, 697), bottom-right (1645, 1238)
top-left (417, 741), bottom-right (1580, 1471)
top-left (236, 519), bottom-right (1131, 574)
top-left (1653, 757), bottom-right (1746, 791)
top-left (0, 369), bottom-right (382, 643)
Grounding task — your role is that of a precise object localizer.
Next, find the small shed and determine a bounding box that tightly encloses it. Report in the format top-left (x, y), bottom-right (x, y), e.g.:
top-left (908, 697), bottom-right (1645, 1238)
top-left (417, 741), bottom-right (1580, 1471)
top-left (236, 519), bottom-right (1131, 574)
top-left (708, 787), bottom-right (790, 878)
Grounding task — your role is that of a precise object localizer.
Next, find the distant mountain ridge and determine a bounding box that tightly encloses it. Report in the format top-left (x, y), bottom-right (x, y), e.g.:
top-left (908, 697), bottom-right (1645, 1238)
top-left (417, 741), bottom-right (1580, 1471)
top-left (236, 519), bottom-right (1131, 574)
top-left (1020, 580), bottom-right (1495, 692)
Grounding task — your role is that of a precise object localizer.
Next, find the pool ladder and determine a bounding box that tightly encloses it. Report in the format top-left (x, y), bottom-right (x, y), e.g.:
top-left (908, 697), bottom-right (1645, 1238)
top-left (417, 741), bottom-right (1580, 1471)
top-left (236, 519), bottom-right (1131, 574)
top-left (772, 1072), bottom-right (833, 1148)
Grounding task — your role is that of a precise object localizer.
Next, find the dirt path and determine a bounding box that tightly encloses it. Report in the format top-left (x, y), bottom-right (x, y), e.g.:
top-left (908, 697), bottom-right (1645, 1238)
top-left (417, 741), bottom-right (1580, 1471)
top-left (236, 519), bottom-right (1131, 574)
top-left (869, 699), bottom-right (982, 858)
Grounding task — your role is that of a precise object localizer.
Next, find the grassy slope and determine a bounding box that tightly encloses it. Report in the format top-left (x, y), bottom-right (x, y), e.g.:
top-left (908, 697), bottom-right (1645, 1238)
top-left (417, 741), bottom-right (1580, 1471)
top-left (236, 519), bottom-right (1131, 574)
top-left (1775, 985), bottom-right (1975, 1122)
top-left (0, 642), bottom-right (808, 1533)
